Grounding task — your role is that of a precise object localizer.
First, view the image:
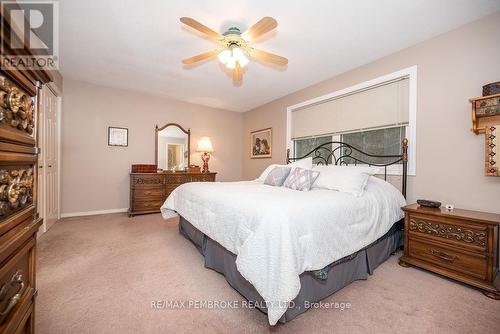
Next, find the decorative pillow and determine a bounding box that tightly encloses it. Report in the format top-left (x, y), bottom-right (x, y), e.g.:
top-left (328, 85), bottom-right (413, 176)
top-left (312, 165), bottom-right (373, 197)
top-left (264, 167), bottom-right (291, 186)
top-left (283, 167), bottom-right (320, 191)
top-left (257, 157), bottom-right (313, 181)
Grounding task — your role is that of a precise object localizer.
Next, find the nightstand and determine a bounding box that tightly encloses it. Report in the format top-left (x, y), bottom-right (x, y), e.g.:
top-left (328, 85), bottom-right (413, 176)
top-left (399, 203), bottom-right (500, 299)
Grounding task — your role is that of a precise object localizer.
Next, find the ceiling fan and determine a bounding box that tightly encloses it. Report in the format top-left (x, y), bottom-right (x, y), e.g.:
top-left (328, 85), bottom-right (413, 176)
top-left (180, 17), bottom-right (288, 82)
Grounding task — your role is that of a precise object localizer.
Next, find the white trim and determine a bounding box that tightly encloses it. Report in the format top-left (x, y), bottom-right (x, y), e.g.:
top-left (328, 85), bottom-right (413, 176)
top-left (57, 96), bottom-right (62, 219)
top-left (61, 208), bottom-right (128, 218)
top-left (286, 65), bottom-right (417, 176)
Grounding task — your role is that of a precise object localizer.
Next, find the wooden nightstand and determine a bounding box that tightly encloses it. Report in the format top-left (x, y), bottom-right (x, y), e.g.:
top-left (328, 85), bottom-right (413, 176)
top-left (399, 204), bottom-right (500, 299)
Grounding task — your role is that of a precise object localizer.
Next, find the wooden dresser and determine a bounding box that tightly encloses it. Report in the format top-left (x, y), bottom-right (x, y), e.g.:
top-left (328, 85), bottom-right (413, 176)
top-left (399, 204), bottom-right (500, 299)
top-left (128, 172), bottom-right (217, 216)
top-left (0, 73), bottom-right (46, 331)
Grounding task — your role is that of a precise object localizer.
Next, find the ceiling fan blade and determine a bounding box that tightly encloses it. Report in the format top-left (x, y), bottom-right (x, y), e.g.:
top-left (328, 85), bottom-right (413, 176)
top-left (233, 63), bottom-right (243, 82)
top-left (242, 17), bottom-right (277, 40)
top-left (180, 17), bottom-right (222, 40)
top-left (182, 50), bottom-right (219, 65)
top-left (249, 48), bottom-right (288, 66)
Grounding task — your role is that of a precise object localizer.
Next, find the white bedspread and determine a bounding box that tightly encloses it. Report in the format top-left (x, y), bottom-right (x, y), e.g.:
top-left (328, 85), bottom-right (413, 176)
top-left (160, 177), bottom-right (405, 325)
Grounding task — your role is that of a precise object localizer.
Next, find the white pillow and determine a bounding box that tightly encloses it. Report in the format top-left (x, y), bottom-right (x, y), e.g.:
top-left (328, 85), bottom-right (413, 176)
top-left (288, 157), bottom-right (313, 171)
top-left (312, 165), bottom-right (376, 197)
top-left (257, 158), bottom-right (313, 181)
top-left (335, 165), bottom-right (381, 175)
top-left (257, 164), bottom-right (279, 181)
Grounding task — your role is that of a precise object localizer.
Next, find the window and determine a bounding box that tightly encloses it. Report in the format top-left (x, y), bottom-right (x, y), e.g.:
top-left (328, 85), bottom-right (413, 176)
top-left (293, 126), bottom-right (405, 166)
top-left (294, 136), bottom-right (333, 164)
top-left (288, 67), bottom-right (417, 175)
top-left (341, 126), bottom-right (405, 165)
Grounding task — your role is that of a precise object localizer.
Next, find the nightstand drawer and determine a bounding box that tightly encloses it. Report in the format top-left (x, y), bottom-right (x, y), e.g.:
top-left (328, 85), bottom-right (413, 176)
top-left (408, 214), bottom-right (488, 252)
top-left (408, 239), bottom-right (488, 280)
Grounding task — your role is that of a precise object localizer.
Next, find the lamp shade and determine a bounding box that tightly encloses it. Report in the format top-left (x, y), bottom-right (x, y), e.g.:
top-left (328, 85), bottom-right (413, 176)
top-left (196, 136), bottom-right (214, 153)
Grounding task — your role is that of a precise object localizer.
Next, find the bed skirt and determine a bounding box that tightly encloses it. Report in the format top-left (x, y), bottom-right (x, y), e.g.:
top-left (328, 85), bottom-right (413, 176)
top-left (178, 216), bottom-right (403, 323)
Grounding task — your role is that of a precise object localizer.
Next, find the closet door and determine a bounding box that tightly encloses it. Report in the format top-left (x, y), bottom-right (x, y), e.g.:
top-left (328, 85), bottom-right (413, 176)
top-left (39, 85), bottom-right (59, 232)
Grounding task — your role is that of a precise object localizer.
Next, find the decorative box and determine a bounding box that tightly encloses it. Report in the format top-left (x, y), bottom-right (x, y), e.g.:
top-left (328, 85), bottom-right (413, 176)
top-left (470, 93), bottom-right (500, 134)
top-left (188, 165), bottom-right (201, 173)
top-left (483, 82), bottom-right (500, 96)
top-left (475, 96), bottom-right (500, 116)
top-left (131, 164), bottom-right (157, 173)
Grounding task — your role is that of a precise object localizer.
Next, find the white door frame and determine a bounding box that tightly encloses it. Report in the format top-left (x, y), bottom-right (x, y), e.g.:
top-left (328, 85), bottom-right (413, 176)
top-left (56, 94), bottom-right (62, 219)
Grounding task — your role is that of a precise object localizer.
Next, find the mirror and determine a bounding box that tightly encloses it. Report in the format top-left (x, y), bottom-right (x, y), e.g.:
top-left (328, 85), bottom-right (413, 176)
top-left (155, 123), bottom-right (190, 171)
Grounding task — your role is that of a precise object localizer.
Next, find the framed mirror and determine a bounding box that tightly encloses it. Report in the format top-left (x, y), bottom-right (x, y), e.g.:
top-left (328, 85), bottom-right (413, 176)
top-left (155, 123), bottom-right (190, 171)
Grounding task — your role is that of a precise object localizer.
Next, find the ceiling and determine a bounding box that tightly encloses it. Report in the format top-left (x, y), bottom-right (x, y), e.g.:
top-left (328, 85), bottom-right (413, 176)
top-left (59, 0), bottom-right (500, 112)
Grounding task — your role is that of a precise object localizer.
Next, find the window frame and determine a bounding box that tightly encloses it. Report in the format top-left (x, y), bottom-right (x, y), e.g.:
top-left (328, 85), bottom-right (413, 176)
top-left (286, 66), bottom-right (417, 176)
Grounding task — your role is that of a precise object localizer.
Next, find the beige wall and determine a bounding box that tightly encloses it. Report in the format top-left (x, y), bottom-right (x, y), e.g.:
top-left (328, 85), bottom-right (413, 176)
top-left (243, 12), bottom-right (500, 214)
top-left (61, 80), bottom-right (243, 214)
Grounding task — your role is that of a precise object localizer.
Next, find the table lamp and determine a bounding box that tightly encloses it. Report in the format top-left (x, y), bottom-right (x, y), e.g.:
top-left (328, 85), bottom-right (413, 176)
top-left (196, 137), bottom-right (214, 173)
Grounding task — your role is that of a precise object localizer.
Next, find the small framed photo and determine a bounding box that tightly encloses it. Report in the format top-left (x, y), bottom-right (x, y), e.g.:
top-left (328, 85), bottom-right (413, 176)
top-left (250, 128), bottom-right (272, 159)
top-left (108, 127), bottom-right (128, 147)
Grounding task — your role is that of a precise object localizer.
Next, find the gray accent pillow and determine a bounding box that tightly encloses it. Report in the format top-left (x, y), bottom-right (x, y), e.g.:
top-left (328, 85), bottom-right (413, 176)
top-left (283, 167), bottom-right (320, 191)
top-left (264, 167), bottom-right (292, 186)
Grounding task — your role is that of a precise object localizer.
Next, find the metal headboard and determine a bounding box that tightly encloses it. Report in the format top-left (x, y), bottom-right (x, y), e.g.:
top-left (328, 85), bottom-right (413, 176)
top-left (286, 139), bottom-right (409, 198)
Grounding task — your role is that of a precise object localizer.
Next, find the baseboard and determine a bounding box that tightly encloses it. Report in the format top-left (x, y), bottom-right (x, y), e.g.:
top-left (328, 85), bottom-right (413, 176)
top-left (61, 208), bottom-right (128, 218)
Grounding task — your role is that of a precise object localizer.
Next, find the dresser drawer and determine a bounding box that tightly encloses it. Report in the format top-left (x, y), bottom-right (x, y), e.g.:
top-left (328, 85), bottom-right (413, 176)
top-left (0, 75), bottom-right (36, 146)
top-left (131, 174), bottom-right (164, 188)
top-left (165, 184), bottom-right (180, 193)
top-left (191, 174), bottom-right (216, 182)
top-left (13, 302), bottom-right (33, 334)
top-left (0, 165), bottom-right (36, 224)
top-left (132, 199), bottom-right (163, 212)
top-left (408, 214), bottom-right (487, 252)
top-left (408, 238), bottom-right (488, 280)
top-left (0, 238), bottom-right (35, 330)
top-left (164, 174), bottom-right (189, 184)
top-left (133, 188), bottom-right (164, 199)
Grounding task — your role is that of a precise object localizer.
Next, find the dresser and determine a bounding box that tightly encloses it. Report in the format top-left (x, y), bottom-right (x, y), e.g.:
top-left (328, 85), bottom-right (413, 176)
top-left (0, 72), bottom-right (47, 332)
top-left (399, 204), bottom-right (500, 299)
top-left (128, 172), bottom-right (217, 216)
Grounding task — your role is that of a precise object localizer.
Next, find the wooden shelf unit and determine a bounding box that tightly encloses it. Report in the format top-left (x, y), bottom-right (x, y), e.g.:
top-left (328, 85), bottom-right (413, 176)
top-left (470, 93), bottom-right (500, 134)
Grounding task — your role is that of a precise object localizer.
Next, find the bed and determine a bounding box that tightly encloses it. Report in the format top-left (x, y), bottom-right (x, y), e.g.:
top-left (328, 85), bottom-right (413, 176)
top-left (161, 140), bottom-right (409, 325)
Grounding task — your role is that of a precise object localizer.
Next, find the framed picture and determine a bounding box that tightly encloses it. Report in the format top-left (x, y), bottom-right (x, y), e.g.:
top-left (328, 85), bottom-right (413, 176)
top-left (250, 128), bottom-right (272, 159)
top-left (108, 127), bottom-right (128, 147)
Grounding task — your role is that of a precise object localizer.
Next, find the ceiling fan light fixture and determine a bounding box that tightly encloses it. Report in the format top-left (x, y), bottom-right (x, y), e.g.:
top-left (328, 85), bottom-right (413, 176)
top-left (217, 49), bottom-right (231, 64)
top-left (226, 57), bottom-right (236, 69)
top-left (180, 17), bottom-right (287, 81)
top-left (237, 54), bottom-right (249, 68)
top-left (231, 47), bottom-right (249, 68)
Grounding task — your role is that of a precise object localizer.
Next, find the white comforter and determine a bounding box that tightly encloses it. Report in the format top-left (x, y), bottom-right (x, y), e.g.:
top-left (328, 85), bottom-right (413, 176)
top-left (160, 177), bottom-right (405, 325)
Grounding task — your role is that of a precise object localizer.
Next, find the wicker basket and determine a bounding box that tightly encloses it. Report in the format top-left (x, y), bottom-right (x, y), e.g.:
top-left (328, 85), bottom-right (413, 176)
top-left (483, 82), bottom-right (500, 96)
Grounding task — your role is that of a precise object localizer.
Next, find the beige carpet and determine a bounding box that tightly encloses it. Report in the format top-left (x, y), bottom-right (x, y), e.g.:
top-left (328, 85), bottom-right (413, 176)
top-left (35, 213), bottom-right (500, 334)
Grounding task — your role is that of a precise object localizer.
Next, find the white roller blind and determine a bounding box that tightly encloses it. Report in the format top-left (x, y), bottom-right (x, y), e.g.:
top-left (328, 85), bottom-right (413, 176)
top-left (291, 78), bottom-right (409, 139)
